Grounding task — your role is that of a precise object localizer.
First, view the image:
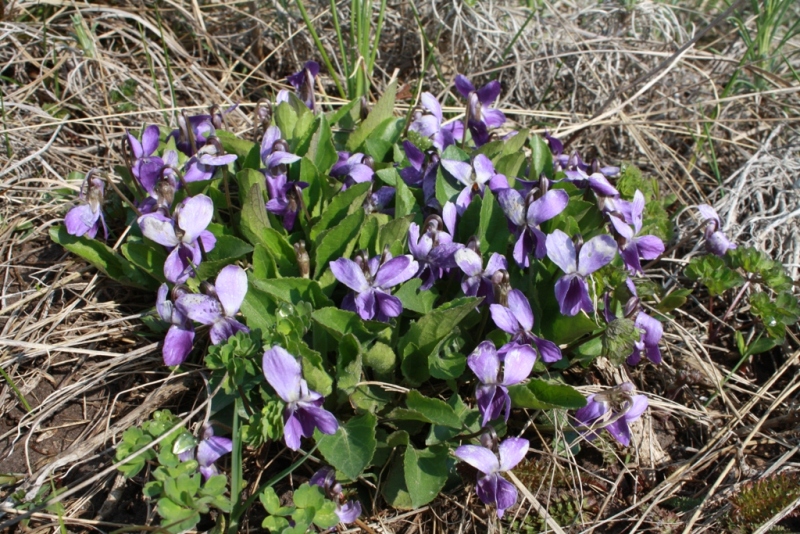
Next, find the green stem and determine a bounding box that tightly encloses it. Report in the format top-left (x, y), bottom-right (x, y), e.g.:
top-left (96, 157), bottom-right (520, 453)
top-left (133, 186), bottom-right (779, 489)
top-left (0, 367), bottom-right (32, 413)
top-left (293, 0), bottom-right (346, 98)
top-left (227, 398), bottom-right (243, 534)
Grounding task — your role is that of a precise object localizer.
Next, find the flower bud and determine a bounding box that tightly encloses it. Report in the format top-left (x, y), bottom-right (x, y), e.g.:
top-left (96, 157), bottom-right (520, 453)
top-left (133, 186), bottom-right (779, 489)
top-left (491, 269), bottom-right (510, 307)
top-left (155, 175), bottom-right (176, 208)
top-left (209, 104), bottom-right (224, 130)
top-left (359, 96), bottom-right (370, 122)
top-left (479, 428), bottom-right (498, 452)
top-left (294, 241), bottom-right (310, 278)
top-left (466, 235), bottom-right (481, 254)
top-left (362, 155), bottom-right (375, 171)
top-left (624, 296), bottom-right (640, 318)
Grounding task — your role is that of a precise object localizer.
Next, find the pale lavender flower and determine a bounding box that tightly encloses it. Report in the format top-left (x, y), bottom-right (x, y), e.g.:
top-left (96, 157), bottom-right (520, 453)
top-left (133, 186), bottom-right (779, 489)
top-left (175, 265), bottom-right (249, 344)
top-left (260, 126), bottom-right (301, 174)
top-left (407, 204), bottom-right (462, 290)
top-left (156, 283), bottom-right (195, 366)
top-left (489, 289), bottom-right (563, 362)
top-left (454, 248), bottom-right (507, 304)
top-left (183, 138), bottom-right (238, 183)
top-left (441, 154), bottom-right (509, 215)
top-left (574, 383), bottom-right (648, 447)
top-left (497, 187), bottom-right (569, 268)
top-left (177, 423), bottom-right (233, 480)
top-left (608, 190), bottom-right (665, 275)
top-left (330, 152), bottom-right (374, 190)
top-left (65, 170), bottom-right (108, 239)
top-left (262, 345), bottom-right (339, 451)
top-left (261, 126), bottom-right (305, 230)
top-left (468, 341), bottom-right (536, 426)
top-left (138, 194), bottom-right (217, 283)
top-left (330, 251), bottom-right (418, 322)
top-left (454, 75), bottom-right (506, 147)
top-left (454, 437), bottom-right (529, 517)
top-left (546, 230), bottom-right (617, 316)
top-left (698, 204), bottom-right (737, 256)
top-left (310, 467), bottom-right (362, 524)
top-left (408, 92), bottom-right (463, 150)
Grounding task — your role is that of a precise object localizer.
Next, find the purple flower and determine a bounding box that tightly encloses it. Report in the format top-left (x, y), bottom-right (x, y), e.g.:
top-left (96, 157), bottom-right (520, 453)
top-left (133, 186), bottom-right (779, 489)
top-left (574, 383), bottom-right (648, 446)
top-left (138, 194), bottom-right (217, 283)
top-left (454, 437), bottom-right (529, 518)
top-left (489, 289), bottom-right (563, 363)
top-left (156, 283), bottom-right (195, 366)
top-left (497, 188), bottom-right (569, 267)
top-left (260, 126), bottom-right (301, 174)
top-left (441, 154), bottom-right (509, 215)
top-left (176, 265), bottom-right (249, 345)
top-left (546, 230), bottom-right (617, 316)
top-left (309, 467), bottom-right (362, 524)
top-left (278, 61), bottom-right (320, 110)
top-left (137, 149), bottom-right (181, 214)
top-left (261, 126), bottom-right (305, 230)
top-left (468, 341), bottom-right (536, 426)
top-left (127, 125), bottom-right (163, 195)
top-left (408, 92), bottom-right (463, 150)
top-left (330, 251), bottom-right (418, 322)
top-left (608, 280), bottom-right (663, 366)
top-left (608, 190), bottom-right (665, 275)
top-left (330, 152), bottom-right (374, 190)
top-left (183, 139), bottom-right (238, 183)
top-left (454, 248), bottom-right (507, 304)
top-left (262, 345), bottom-right (339, 451)
top-left (363, 186), bottom-right (395, 215)
top-left (65, 170), bottom-right (108, 239)
top-left (399, 141), bottom-right (430, 187)
top-left (698, 204), bottom-right (736, 256)
top-left (170, 112), bottom-right (215, 156)
top-left (177, 423), bottom-right (233, 480)
top-left (407, 205), bottom-right (463, 290)
top-left (454, 75), bottom-right (506, 147)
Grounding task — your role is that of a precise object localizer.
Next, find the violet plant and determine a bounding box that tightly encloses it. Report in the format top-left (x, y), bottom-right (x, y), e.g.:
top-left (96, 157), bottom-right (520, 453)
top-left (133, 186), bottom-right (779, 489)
top-left (60, 67), bottom-right (793, 532)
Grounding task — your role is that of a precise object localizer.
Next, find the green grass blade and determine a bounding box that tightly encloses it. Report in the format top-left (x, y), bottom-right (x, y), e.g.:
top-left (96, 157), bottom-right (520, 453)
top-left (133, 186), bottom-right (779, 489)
top-left (293, 0), bottom-right (346, 98)
top-left (0, 366), bottom-right (32, 413)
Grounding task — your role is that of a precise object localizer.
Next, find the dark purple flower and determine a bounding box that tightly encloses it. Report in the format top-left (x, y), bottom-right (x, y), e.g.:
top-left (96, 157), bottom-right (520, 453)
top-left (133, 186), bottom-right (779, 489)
top-left (608, 190), bottom-right (665, 275)
top-left (468, 341), bottom-right (536, 426)
top-left (330, 251), bottom-right (418, 322)
top-left (363, 186), bottom-right (395, 215)
top-left (309, 467), bottom-right (362, 524)
top-left (497, 188), bottom-right (569, 268)
top-left (169, 112), bottom-right (215, 156)
top-left (176, 265), bottom-right (249, 344)
top-left (127, 125), bottom-right (163, 194)
top-left (156, 283), bottom-right (195, 366)
top-left (330, 152), bottom-right (374, 190)
top-left (454, 248), bottom-right (507, 304)
top-left (489, 289), bottom-right (563, 363)
top-left (454, 75), bottom-right (506, 147)
top-left (408, 92), bottom-right (463, 150)
top-left (277, 61), bottom-right (320, 110)
top-left (138, 194), bottom-right (217, 283)
top-left (574, 383), bottom-right (648, 446)
top-left (407, 204), bottom-right (463, 290)
top-left (441, 155), bottom-right (509, 215)
top-left (698, 204), bottom-right (736, 256)
top-left (398, 140), bottom-right (428, 187)
top-left (546, 230), bottom-right (617, 316)
top-left (454, 436), bottom-right (529, 518)
top-left (262, 345), bottom-right (339, 451)
top-left (65, 170), bottom-right (108, 239)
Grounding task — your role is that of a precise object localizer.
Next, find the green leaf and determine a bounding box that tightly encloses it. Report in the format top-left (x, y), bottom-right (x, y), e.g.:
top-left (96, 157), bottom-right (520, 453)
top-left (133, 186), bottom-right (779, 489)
top-left (121, 241), bottom-right (167, 283)
top-left (657, 288), bottom-right (692, 313)
top-left (252, 277), bottom-right (332, 308)
top-left (363, 341), bottom-right (397, 375)
top-left (394, 278), bottom-right (438, 315)
top-left (382, 455), bottom-right (413, 509)
top-left (405, 390), bottom-right (462, 428)
top-left (478, 188), bottom-right (511, 255)
top-left (378, 215), bottom-right (413, 257)
top-left (685, 255), bottom-right (744, 296)
top-left (393, 176), bottom-right (416, 220)
top-left (238, 179), bottom-right (272, 247)
top-left (602, 318), bottom-right (641, 365)
top-left (316, 413), bottom-right (377, 480)
top-left (292, 483), bottom-right (325, 510)
top-left (510, 379), bottom-right (587, 410)
top-left (529, 134), bottom-right (553, 179)
top-left (399, 297), bottom-right (481, 385)
top-left (313, 210), bottom-right (365, 280)
top-left (309, 181), bottom-right (372, 242)
top-left (262, 228), bottom-right (300, 277)
top-left (215, 130), bottom-right (256, 160)
top-left (157, 498), bottom-right (200, 533)
top-left (307, 115), bottom-right (337, 174)
top-left (50, 226), bottom-right (156, 289)
top-left (274, 102), bottom-right (297, 145)
top-left (196, 235), bottom-right (254, 279)
top-left (252, 243), bottom-right (278, 279)
top-left (313, 501), bottom-right (340, 529)
top-left (311, 307), bottom-right (389, 343)
top-left (347, 80), bottom-right (397, 152)
top-left (261, 516), bottom-right (290, 532)
top-left (336, 334), bottom-right (363, 394)
top-left (404, 444), bottom-right (449, 508)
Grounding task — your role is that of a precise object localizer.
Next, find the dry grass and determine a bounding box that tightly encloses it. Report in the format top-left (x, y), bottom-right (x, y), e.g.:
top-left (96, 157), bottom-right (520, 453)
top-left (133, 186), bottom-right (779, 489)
top-left (1, 0), bottom-right (799, 531)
